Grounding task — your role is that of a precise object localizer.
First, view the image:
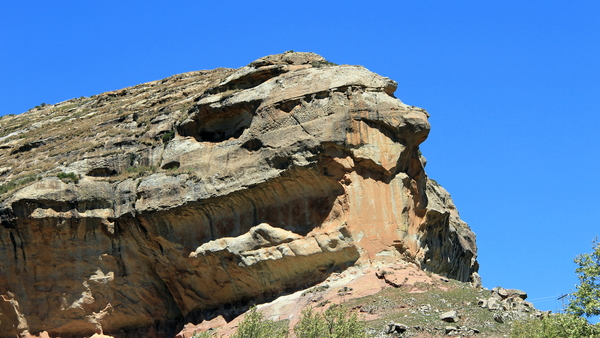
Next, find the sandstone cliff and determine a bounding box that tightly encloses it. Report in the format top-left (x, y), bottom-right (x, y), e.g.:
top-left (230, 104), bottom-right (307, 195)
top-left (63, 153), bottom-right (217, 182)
top-left (0, 52), bottom-right (479, 337)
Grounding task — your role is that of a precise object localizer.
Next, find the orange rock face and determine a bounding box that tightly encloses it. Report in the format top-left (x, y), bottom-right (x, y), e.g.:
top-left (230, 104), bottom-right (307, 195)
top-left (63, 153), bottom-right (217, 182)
top-left (0, 52), bottom-right (478, 337)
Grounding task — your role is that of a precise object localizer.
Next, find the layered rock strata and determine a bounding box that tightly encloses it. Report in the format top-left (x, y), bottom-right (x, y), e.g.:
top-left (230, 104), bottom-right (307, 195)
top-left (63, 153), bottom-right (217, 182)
top-left (0, 52), bottom-right (478, 337)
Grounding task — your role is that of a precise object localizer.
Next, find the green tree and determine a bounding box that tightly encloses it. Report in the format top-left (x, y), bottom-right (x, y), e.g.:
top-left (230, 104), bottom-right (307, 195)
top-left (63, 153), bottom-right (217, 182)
top-left (568, 238), bottom-right (600, 317)
top-left (294, 308), bottom-right (327, 338)
top-left (294, 305), bottom-right (367, 338)
top-left (231, 306), bottom-right (288, 338)
top-left (511, 313), bottom-right (600, 338)
top-left (511, 238), bottom-right (600, 338)
top-left (192, 331), bottom-right (216, 338)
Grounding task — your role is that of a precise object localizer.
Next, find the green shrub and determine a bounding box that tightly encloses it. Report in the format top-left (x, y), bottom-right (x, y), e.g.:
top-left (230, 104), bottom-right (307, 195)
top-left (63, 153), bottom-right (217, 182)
top-left (126, 165), bottom-right (156, 176)
top-left (192, 331), bottom-right (217, 338)
top-left (161, 130), bottom-right (175, 142)
top-left (510, 313), bottom-right (600, 338)
top-left (0, 174), bottom-right (40, 194)
top-left (231, 306), bottom-right (288, 338)
top-left (294, 305), bottom-right (367, 338)
top-left (301, 284), bottom-right (330, 297)
top-left (311, 60), bottom-right (338, 68)
top-left (193, 304), bottom-right (367, 338)
top-left (57, 172), bottom-right (79, 184)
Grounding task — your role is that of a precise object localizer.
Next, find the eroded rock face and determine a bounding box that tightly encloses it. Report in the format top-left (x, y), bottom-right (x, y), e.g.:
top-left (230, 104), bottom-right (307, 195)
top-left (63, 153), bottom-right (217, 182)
top-left (0, 52), bottom-right (478, 337)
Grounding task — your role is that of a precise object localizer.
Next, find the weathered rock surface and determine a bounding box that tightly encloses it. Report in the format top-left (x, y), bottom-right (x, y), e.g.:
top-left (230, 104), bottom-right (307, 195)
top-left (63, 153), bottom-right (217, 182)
top-left (0, 52), bottom-right (478, 337)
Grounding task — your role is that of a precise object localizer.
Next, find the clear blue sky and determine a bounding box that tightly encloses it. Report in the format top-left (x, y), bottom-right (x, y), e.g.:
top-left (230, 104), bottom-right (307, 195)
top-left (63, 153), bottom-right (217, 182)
top-left (2, 1), bottom-right (599, 315)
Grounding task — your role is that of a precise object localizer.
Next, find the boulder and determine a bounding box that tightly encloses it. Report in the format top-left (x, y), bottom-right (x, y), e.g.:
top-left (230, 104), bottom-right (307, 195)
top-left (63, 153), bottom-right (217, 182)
top-left (487, 297), bottom-right (503, 310)
top-left (440, 310), bottom-right (459, 322)
top-left (493, 313), bottom-right (505, 323)
top-left (507, 288), bottom-right (528, 300)
top-left (386, 322), bottom-right (408, 334)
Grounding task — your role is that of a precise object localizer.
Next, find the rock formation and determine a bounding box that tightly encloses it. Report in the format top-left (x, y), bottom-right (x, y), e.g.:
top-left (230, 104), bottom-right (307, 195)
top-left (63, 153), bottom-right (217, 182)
top-left (0, 52), bottom-right (479, 337)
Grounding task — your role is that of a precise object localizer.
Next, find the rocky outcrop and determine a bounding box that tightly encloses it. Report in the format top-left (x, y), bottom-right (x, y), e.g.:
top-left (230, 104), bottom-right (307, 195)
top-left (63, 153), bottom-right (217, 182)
top-left (478, 286), bottom-right (542, 323)
top-left (0, 52), bottom-right (478, 337)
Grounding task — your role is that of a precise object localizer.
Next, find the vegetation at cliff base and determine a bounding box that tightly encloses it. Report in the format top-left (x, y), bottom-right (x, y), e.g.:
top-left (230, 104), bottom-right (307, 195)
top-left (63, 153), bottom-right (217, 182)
top-left (568, 237), bottom-right (600, 317)
top-left (193, 305), bottom-right (367, 338)
top-left (510, 313), bottom-right (600, 338)
top-left (294, 305), bottom-right (367, 338)
top-left (229, 306), bottom-right (288, 338)
top-left (511, 238), bottom-right (600, 337)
